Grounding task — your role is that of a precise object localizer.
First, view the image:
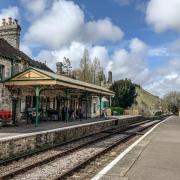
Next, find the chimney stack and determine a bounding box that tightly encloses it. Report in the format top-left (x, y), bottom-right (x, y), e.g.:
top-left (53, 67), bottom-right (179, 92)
top-left (2, 19), bottom-right (6, 26)
top-left (56, 62), bottom-right (63, 75)
top-left (108, 71), bottom-right (112, 84)
top-left (0, 18), bottom-right (21, 49)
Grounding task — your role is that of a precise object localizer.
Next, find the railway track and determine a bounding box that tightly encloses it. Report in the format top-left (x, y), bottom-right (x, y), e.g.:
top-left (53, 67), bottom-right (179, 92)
top-left (0, 119), bottom-right (161, 180)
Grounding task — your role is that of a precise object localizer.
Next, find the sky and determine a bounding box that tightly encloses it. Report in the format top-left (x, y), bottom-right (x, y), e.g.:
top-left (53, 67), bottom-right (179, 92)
top-left (0, 0), bottom-right (180, 97)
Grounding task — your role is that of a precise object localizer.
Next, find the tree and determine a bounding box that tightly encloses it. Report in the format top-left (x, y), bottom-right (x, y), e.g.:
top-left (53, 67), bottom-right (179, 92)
top-left (91, 57), bottom-right (100, 84)
top-left (163, 91), bottom-right (180, 113)
top-left (62, 57), bottom-right (72, 76)
top-left (91, 57), bottom-right (105, 85)
top-left (78, 49), bottom-right (92, 83)
top-left (78, 50), bottom-right (105, 85)
top-left (110, 79), bottom-right (137, 108)
top-left (168, 103), bottom-right (178, 114)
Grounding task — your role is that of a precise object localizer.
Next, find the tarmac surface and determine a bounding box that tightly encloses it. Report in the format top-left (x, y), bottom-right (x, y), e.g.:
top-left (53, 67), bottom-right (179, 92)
top-left (95, 115), bottom-right (180, 180)
top-left (0, 115), bottom-right (133, 139)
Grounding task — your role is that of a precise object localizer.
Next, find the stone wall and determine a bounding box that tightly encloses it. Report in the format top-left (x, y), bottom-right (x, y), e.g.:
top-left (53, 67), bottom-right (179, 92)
top-left (0, 57), bottom-right (12, 111)
top-left (0, 116), bottom-right (143, 161)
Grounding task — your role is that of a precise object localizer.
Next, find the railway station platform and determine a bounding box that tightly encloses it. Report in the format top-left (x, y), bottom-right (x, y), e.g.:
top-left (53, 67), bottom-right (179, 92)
top-left (0, 115), bottom-right (133, 140)
top-left (93, 115), bottom-right (180, 180)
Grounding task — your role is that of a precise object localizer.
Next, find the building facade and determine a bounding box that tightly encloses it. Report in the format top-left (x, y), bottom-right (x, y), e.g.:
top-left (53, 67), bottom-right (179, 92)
top-left (0, 18), bottom-right (114, 124)
top-left (0, 18), bottom-right (53, 116)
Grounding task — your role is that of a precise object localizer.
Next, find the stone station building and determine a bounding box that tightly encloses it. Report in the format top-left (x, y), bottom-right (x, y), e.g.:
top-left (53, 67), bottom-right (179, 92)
top-left (0, 18), bottom-right (114, 126)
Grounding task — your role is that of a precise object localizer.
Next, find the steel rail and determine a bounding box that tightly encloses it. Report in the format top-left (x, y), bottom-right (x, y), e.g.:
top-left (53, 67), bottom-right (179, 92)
top-left (0, 119), bottom-right (148, 166)
top-left (0, 119), bottom-right (157, 180)
top-left (56, 120), bottom-right (161, 180)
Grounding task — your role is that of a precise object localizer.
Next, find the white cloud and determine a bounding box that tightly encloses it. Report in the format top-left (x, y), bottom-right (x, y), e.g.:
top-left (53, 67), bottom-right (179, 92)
top-left (130, 38), bottom-right (148, 57)
top-left (34, 36), bottom-right (180, 97)
top-left (36, 42), bottom-right (110, 71)
top-left (24, 0), bottom-right (123, 49)
top-left (149, 47), bottom-right (170, 57)
top-left (84, 18), bottom-right (123, 43)
top-left (146, 0), bottom-right (180, 32)
top-left (109, 38), bottom-right (150, 84)
top-left (24, 0), bottom-right (84, 49)
top-left (36, 50), bottom-right (58, 70)
top-left (20, 0), bottom-right (180, 97)
top-left (89, 46), bottom-right (110, 68)
top-left (20, 0), bottom-right (49, 18)
top-left (0, 6), bottom-right (19, 21)
top-left (35, 38), bottom-right (149, 87)
top-left (144, 57), bottom-right (180, 97)
top-left (20, 43), bottom-right (32, 57)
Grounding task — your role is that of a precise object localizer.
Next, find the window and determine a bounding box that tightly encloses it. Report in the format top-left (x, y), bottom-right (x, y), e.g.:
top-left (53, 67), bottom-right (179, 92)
top-left (0, 65), bottom-right (5, 81)
top-left (13, 63), bottom-right (20, 75)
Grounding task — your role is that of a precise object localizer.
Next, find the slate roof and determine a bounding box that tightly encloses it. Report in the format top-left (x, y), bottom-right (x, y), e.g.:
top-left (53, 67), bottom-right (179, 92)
top-left (0, 38), bottom-right (53, 72)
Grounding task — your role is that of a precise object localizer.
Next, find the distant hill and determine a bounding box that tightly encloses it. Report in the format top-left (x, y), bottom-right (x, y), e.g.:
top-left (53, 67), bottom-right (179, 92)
top-left (131, 87), bottom-right (168, 115)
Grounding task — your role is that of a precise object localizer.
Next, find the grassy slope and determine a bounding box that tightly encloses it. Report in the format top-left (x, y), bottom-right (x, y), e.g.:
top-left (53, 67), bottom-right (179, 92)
top-left (131, 87), bottom-right (167, 115)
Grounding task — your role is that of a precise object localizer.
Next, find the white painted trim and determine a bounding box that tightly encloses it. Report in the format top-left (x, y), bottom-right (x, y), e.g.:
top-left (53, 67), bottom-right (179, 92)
top-left (91, 116), bottom-right (172, 180)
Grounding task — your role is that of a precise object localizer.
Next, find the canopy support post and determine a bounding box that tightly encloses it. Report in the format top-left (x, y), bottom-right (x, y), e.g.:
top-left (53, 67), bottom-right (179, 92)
top-left (34, 85), bottom-right (40, 127)
top-left (85, 92), bottom-right (88, 120)
top-left (65, 90), bottom-right (69, 123)
top-left (12, 98), bottom-right (17, 125)
top-left (99, 94), bottom-right (102, 118)
top-left (109, 96), bottom-right (112, 107)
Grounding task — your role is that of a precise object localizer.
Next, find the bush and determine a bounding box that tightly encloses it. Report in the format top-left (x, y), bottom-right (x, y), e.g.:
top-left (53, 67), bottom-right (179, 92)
top-left (154, 111), bottom-right (163, 116)
top-left (111, 107), bottom-right (124, 115)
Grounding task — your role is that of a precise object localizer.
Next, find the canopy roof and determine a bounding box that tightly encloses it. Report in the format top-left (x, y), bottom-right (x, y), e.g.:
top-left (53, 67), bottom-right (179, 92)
top-left (5, 67), bottom-right (114, 96)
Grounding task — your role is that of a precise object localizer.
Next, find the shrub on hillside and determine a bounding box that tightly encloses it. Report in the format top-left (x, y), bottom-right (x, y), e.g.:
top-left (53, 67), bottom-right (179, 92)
top-left (110, 79), bottom-right (136, 108)
top-left (154, 111), bottom-right (163, 116)
top-left (111, 107), bottom-right (124, 115)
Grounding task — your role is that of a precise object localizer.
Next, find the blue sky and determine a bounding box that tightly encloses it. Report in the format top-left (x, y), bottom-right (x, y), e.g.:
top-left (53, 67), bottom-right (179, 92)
top-left (0, 0), bottom-right (180, 96)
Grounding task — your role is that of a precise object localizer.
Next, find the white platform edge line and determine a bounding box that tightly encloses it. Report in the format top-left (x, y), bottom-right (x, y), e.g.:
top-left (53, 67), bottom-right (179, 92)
top-left (0, 118), bottom-right (118, 141)
top-left (0, 115), bottom-right (138, 141)
top-left (91, 116), bottom-right (173, 180)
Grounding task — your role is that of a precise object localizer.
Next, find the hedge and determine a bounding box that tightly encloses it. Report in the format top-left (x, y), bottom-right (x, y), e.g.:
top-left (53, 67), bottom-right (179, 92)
top-left (111, 107), bottom-right (124, 115)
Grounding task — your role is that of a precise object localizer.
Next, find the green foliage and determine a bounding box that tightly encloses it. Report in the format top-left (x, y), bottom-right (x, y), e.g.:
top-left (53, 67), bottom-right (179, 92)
top-left (168, 103), bottom-right (178, 114)
top-left (154, 111), bottom-right (163, 116)
top-left (163, 91), bottom-right (180, 110)
top-left (110, 79), bottom-right (137, 108)
top-left (111, 107), bottom-right (124, 115)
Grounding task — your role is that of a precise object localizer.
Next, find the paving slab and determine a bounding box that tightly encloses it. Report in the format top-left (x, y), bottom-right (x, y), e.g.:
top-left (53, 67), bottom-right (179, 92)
top-left (100, 115), bottom-right (180, 180)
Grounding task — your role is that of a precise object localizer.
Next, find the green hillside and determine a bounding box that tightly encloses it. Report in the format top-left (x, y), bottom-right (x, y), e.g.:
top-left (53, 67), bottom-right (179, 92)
top-left (131, 87), bottom-right (167, 115)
